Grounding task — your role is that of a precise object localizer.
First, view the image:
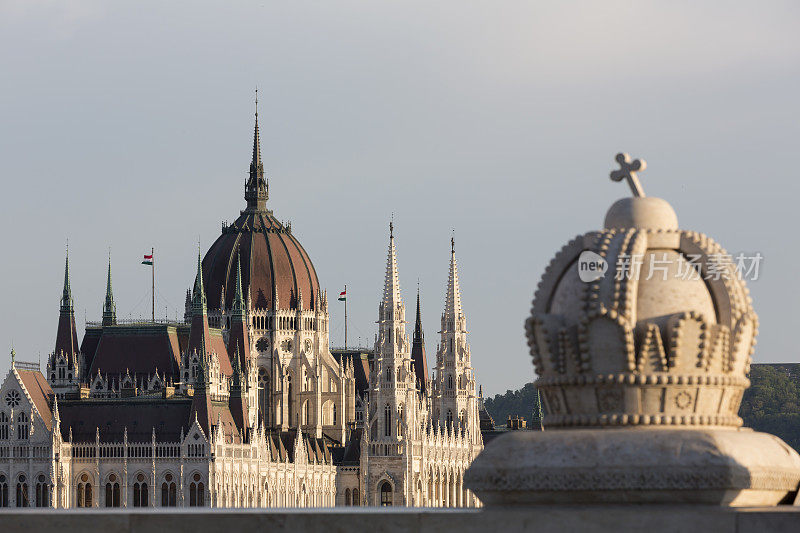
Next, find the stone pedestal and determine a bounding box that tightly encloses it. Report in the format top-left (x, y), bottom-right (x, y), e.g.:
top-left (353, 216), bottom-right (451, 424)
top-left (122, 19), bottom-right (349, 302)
top-left (466, 427), bottom-right (800, 506)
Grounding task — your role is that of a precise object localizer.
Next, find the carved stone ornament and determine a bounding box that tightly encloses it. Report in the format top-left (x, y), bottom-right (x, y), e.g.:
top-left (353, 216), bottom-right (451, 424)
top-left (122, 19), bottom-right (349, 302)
top-left (465, 154), bottom-right (800, 507)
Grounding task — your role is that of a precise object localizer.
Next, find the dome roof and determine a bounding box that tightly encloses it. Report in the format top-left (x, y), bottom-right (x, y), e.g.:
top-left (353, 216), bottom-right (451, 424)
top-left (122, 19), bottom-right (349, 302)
top-left (201, 112), bottom-right (320, 313)
top-left (202, 211), bottom-right (320, 312)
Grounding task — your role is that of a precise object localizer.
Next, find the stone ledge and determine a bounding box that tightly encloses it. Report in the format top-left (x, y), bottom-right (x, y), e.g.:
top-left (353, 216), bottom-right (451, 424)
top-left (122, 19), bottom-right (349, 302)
top-left (0, 507), bottom-right (799, 533)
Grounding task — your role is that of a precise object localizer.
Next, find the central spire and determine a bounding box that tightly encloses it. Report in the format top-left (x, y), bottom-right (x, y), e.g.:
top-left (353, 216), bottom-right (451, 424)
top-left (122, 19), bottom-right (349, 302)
top-left (245, 90), bottom-right (269, 212)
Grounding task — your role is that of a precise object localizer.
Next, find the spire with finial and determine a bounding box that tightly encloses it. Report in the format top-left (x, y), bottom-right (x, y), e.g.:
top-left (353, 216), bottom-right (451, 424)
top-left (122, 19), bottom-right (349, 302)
top-left (102, 252), bottom-right (116, 326)
top-left (60, 248), bottom-right (73, 313)
top-left (192, 245), bottom-right (207, 315)
top-left (54, 247), bottom-right (80, 360)
top-left (245, 88), bottom-right (269, 212)
top-left (227, 249), bottom-right (251, 370)
top-left (382, 219), bottom-right (402, 309)
top-left (443, 234), bottom-right (463, 326)
top-left (231, 251), bottom-right (246, 318)
top-left (10, 345), bottom-right (15, 368)
top-left (411, 283), bottom-right (429, 394)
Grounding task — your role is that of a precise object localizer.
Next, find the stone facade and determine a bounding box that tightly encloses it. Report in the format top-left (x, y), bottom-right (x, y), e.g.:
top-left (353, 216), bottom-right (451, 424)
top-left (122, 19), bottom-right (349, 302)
top-left (0, 113), bottom-right (484, 510)
top-left (359, 226), bottom-right (483, 507)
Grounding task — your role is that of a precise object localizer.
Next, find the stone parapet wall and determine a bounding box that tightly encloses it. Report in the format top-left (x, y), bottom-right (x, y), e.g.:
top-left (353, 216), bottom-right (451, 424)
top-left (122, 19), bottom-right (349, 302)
top-left (1, 506), bottom-right (799, 533)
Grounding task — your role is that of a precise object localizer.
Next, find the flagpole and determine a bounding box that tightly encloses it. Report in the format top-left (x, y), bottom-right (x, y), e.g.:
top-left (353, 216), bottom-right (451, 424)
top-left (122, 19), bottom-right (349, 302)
top-left (344, 284), bottom-right (347, 350)
top-left (151, 246), bottom-right (155, 323)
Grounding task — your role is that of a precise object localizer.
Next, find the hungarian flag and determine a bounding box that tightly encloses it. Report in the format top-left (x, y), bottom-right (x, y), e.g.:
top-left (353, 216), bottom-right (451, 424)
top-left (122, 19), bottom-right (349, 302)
top-left (338, 288), bottom-right (346, 301)
top-left (142, 253), bottom-right (154, 266)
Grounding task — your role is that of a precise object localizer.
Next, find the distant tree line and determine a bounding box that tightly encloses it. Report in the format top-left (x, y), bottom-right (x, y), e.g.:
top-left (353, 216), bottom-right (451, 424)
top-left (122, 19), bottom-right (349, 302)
top-left (483, 364), bottom-right (800, 452)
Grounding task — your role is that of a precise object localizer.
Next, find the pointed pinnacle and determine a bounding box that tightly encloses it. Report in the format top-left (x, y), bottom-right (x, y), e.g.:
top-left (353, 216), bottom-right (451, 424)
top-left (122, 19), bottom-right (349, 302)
top-left (61, 251), bottom-right (73, 313)
top-left (192, 246), bottom-right (207, 313)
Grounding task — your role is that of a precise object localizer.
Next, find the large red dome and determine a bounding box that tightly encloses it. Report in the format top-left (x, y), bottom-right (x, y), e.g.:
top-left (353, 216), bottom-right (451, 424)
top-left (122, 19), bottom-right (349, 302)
top-left (202, 211), bottom-right (320, 312)
top-left (201, 114), bottom-right (320, 312)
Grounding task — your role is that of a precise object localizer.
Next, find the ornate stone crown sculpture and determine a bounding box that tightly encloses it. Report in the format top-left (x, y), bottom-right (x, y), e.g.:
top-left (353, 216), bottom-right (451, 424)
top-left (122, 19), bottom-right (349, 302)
top-left (466, 154), bottom-right (800, 507)
top-left (528, 155), bottom-right (755, 429)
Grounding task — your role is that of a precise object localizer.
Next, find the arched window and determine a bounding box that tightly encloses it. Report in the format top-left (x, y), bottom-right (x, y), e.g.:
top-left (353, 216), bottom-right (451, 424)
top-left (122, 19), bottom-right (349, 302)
top-left (302, 400), bottom-right (310, 426)
top-left (0, 474), bottom-right (7, 507)
top-left (16, 412), bottom-right (29, 440)
top-left (345, 488), bottom-right (351, 506)
top-left (0, 412), bottom-right (8, 440)
top-left (104, 473), bottom-right (120, 508)
top-left (384, 404), bottom-right (391, 437)
top-left (16, 474), bottom-right (29, 507)
top-left (380, 482), bottom-right (392, 506)
top-left (446, 410), bottom-right (453, 425)
top-left (352, 488), bottom-right (359, 506)
top-left (189, 473), bottom-right (205, 507)
top-left (385, 367), bottom-right (391, 383)
top-left (161, 473), bottom-right (177, 507)
top-left (447, 374), bottom-right (453, 390)
top-left (286, 375), bottom-right (293, 425)
top-left (397, 404), bottom-right (404, 436)
top-left (459, 409), bottom-right (466, 428)
top-left (397, 368), bottom-right (402, 383)
top-left (258, 367), bottom-right (270, 428)
top-left (332, 403), bottom-right (337, 426)
top-left (133, 474), bottom-right (148, 507)
top-left (76, 474), bottom-right (91, 508)
top-left (36, 474), bottom-right (50, 507)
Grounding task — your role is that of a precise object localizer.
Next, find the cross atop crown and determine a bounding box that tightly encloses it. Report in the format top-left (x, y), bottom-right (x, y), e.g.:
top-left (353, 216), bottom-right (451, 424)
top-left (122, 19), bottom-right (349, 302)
top-left (610, 152), bottom-right (647, 197)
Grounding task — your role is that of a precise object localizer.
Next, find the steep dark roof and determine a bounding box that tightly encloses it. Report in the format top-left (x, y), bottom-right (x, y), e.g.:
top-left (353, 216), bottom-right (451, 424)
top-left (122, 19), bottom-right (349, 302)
top-left (88, 324), bottom-right (183, 380)
top-left (79, 327), bottom-right (103, 376)
top-left (54, 311), bottom-right (80, 361)
top-left (58, 398), bottom-right (193, 442)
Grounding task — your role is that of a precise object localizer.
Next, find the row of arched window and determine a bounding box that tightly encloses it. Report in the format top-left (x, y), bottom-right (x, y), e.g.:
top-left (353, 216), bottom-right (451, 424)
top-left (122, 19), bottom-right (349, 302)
top-left (252, 315), bottom-right (322, 332)
top-left (343, 487), bottom-right (360, 506)
top-left (0, 411), bottom-right (29, 440)
top-left (0, 474), bottom-right (49, 507)
top-left (74, 472), bottom-right (206, 507)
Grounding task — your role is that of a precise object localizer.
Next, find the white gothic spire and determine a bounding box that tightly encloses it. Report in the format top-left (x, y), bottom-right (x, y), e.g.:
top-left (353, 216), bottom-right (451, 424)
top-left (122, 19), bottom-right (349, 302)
top-left (382, 221), bottom-right (403, 309)
top-left (444, 237), bottom-right (463, 324)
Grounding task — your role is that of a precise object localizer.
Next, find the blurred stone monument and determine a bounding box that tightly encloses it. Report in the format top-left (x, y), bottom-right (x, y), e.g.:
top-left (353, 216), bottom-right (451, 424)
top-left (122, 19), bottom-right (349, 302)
top-left (466, 153), bottom-right (800, 506)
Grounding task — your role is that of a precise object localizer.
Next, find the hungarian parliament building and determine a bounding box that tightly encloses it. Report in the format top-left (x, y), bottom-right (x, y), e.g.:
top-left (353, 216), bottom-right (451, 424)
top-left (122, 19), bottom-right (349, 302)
top-left (0, 112), bottom-right (489, 509)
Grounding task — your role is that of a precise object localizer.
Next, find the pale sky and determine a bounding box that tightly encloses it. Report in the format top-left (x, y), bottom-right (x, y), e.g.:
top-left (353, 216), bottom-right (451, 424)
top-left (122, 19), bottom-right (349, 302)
top-left (1, 1), bottom-right (798, 396)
